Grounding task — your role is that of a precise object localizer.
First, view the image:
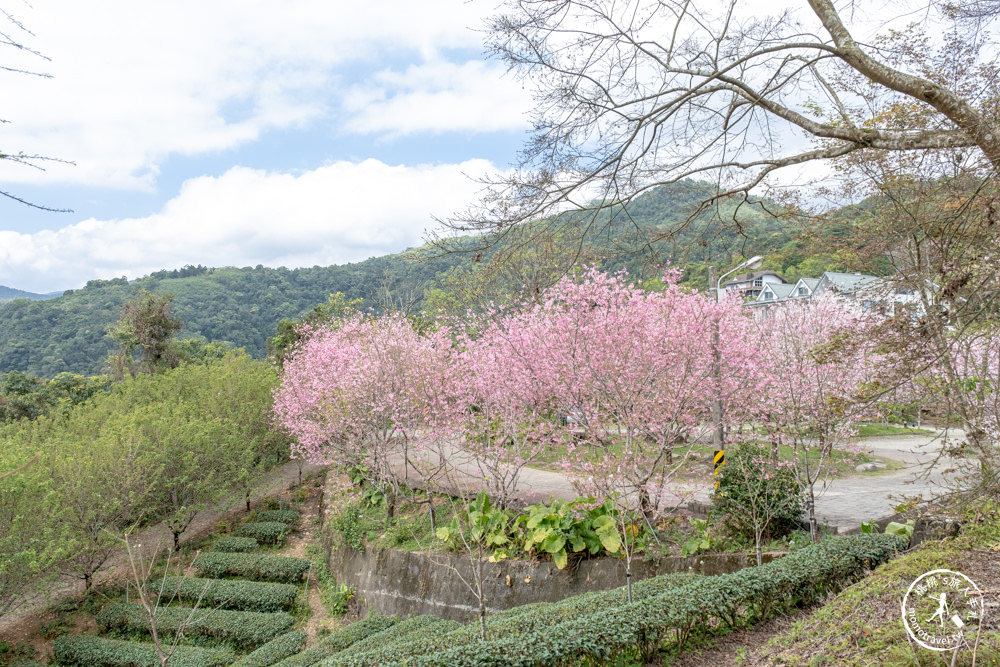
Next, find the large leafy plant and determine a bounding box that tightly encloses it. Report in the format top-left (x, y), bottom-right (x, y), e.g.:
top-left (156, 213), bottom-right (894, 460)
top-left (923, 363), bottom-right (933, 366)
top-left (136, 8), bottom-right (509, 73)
top-left (435, 492), bottom-right (512, 562)
top-left (514, 498), bottom-right (621, 569)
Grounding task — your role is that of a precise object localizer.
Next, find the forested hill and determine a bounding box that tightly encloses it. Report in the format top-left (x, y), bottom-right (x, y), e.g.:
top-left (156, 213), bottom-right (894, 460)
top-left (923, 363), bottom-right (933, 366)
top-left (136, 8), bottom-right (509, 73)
top-left (0, 254), bottom-right (459, 377)
top-left (0, 180), bottom-right (874, 377)
top-left (0, 285), bottom-right (61, 302)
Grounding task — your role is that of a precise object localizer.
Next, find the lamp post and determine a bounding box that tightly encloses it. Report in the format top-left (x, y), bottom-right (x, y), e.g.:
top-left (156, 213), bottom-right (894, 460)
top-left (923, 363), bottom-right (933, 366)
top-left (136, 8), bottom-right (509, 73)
top-left (708, 255), bottom-right (764, 455)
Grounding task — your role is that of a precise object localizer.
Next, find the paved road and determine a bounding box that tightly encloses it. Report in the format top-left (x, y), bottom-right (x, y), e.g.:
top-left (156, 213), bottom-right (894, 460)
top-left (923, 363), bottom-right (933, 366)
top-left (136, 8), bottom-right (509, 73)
top-left (404, 428), bottom-right (964, 532)
top-left (812, 428), bottom-right (964, 531)
top-left (501, 428), bottom-right (964, 532)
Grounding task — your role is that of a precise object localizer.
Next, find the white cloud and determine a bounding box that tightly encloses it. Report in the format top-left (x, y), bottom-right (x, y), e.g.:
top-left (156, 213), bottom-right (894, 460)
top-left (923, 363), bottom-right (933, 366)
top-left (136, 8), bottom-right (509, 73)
top-left (0, 159), bottom-right (498, 293)
top-left (0, 1), bottom-right (504, 189)
top-left (344, 60), bottom-right (533, 136)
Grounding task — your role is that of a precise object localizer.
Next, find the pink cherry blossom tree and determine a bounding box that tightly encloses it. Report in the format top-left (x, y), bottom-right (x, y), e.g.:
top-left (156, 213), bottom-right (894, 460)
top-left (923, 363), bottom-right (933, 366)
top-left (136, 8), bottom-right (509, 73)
top-left (746, 296), bottom-right (876, 540)
top-left (479, 268), bottom-right (753, 517)
top-left (273, 312), bottom-right (457, 520)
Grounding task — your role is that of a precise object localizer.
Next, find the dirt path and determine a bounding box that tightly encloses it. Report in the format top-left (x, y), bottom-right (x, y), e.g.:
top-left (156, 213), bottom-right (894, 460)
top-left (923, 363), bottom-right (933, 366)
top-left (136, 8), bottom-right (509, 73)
top-left (270, 484), bottom-right (331, 647)
top-left (0, 459), bottom-right (325, 644)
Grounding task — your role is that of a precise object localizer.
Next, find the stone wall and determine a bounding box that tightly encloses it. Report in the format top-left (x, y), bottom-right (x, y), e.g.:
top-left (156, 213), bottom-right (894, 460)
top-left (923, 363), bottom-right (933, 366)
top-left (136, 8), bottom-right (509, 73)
top-left (325, 536), bottom-right (781, 623)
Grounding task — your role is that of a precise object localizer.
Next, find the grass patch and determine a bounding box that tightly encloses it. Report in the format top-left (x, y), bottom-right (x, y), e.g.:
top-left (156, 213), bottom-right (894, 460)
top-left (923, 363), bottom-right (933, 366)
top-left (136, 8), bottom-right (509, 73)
top-left (857, 424), bottom-right (934, 437)
top-left (759, 501), bottom-right (1000, 666)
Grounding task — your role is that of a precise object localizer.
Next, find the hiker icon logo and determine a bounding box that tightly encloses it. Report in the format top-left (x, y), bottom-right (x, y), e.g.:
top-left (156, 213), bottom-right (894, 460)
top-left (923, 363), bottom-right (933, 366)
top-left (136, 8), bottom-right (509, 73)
top-left (901, 569), bottom-right (984, 651)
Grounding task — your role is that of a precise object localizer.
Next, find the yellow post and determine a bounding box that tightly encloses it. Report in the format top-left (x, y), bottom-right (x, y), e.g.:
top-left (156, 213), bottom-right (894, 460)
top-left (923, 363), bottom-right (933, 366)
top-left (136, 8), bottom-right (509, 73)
top-left (713, 449), bottom-right (725, 492)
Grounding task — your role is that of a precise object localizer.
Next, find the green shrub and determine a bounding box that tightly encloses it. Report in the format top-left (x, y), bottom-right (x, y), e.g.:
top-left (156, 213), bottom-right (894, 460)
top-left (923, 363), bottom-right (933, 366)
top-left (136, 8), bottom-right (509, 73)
top-left (156, 576), bottom-right (299, 612)
top-left (254, 510), bottom-right (301, 524)
top-left (713, 443), bottom-right (805, 541)
top-left (236, 522), bottom-right (290, 545)
top-left (272, 616), bottom-right (398, 667)
top-left (231, 631), bottom-right (307, 667)
top-left (213, 537), bottom-right (259, 553)
top-left (330, 615), bottom-right (442, 660)
top-left (192, 552), bottom-right (311, 583)
top-left (96, 602), bottom-right (294, 649)
top-left (52, 635), bottom-right (233, 667)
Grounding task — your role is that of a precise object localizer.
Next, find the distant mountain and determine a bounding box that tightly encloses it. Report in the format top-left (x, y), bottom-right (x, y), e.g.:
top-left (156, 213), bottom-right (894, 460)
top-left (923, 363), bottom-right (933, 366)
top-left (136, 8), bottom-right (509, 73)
top-left (0, 180), bottom-right (877, 378)
top-left (0, 285), bottom-right (62, 301)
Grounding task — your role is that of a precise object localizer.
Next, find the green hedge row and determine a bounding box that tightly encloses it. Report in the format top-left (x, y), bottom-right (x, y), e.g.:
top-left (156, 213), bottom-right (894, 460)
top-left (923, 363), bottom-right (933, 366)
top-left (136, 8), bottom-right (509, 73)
top-left (193, 552), bottom-right (311, 583)
top-left (95, 602), bottom-right (295, 649)
top-left (326, 615), bottom-right (443, 663)
top-left (213, 537), bottom-right (260, 553)
top-left (53, 635), bottom-right (233, 667)
top-left (372, 534), bottom-right (906, 666)
top-left (254, 510), bottom-right (301, 524)
top-left (156, 576), bottom-right (299, 613)
top-left (336, 573), bottom-right (697, 666)
top-left (235, 522), bottom-right (289, 545)
top-left (271, 616), bottom-right (398, 667)
top-left (231, 631), bottom-right (307, 667)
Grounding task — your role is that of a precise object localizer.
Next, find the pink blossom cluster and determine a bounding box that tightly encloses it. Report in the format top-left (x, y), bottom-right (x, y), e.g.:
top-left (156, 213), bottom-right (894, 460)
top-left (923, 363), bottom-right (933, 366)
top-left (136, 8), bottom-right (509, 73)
top-left (273, 270), bottom-right (882, 517)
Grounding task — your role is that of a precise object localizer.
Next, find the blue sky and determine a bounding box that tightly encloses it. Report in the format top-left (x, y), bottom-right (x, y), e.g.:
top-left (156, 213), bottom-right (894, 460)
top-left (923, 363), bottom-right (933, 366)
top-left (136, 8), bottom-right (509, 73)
top-left (0, 1), bottom-right (534, 293)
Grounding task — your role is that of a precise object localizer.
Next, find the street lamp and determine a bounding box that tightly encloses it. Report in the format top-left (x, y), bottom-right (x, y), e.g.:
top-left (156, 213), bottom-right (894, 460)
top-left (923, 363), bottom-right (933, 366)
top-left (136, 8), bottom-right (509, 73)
top-left (708, 255), bottom-right (764, 478)
top-left (711, 255), bottom-right (764, 302)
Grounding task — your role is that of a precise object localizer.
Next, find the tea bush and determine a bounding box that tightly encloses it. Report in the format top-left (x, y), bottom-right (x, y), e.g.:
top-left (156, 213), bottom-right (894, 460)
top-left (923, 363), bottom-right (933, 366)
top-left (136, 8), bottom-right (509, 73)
top-left (213, 537), bottom-right (259, 553)
top-left (155, 576), bottom-right (299, 612)
top-left (235, 522), bottom-right (289, 545)
top-left (271, 615), bottom-right (398, 667)
top-left (52, 635), bottom-right (233, 667)
top-left (192, 552), bottom-right (310, 583)
top-left (253, 510), bottom-right (301, 524)
top-left (231, 631), bottom-right (307, 667)
top-left (328, 615), bottom-right (443, 661)
top-left (95, 602), bottom-right (294, 649)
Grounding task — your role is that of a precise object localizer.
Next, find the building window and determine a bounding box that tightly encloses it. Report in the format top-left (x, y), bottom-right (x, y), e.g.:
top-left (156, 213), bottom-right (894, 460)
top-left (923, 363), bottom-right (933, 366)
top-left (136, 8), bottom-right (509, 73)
top-left (798, 286), bottom-right (808, 296)
top-left (753, 278), bottom-right (763, 287)
top-left (763, 291), bottom-right (773, 301)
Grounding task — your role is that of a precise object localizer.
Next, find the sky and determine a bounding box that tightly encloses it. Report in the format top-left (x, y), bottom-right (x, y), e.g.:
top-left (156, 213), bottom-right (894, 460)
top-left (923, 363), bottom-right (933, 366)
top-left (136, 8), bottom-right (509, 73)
top-left (0, 1), bottom-right (535, 293)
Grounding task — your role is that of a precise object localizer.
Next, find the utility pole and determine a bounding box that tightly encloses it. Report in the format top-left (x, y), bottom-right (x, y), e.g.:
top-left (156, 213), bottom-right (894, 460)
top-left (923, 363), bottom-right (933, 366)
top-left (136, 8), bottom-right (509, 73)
top-left (708, 256), bottom-right (764, 491)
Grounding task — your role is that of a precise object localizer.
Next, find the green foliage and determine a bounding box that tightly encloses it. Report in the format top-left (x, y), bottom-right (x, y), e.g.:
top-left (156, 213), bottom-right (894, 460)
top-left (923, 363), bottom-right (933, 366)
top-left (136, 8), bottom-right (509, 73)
top-left (328, 584), bottom-right (355, 616)
top-left (432, 496), bottom-right (630, 569)
top-left (107, 290), bottom-right (184, 380)
top-left (271, 615), bottom-right (398, 667)
top-left (713, 443), bottom-right (805, 542)
top-left (212, 537), bottom-right (259, 553)
top-left (0, 371), bottom-right (109, 423)
top-left (231, 631), bottom-right (307, 667)
top-left (331, 616), bottom-right (443, 661)
top-left (435, 492), bottom-right (512, 562)
top-left (95, 602), bottom-right (295, 649)
top-left (253, 510), bottom-right (301, 525)
top-left (681, 518), bottom-right (716, 557)
top-left (156, 576), bottom-right (300, 613)
top-left (0, 450), bottom-right (64, 616)
top-left (52, 635), bottom-right (233, 667)
top-left (332, 504), bottom-right (366, 552)
top-left (235, 522), bottom-right (290, 545)
top-left (335, 620), bottom-right (465, 667)
top-left (380, 534), bottom-right (905, 666)
top-left (514, 498), bottom-right (622, 569)
top-left (192, 552), bottom-right (311, 583)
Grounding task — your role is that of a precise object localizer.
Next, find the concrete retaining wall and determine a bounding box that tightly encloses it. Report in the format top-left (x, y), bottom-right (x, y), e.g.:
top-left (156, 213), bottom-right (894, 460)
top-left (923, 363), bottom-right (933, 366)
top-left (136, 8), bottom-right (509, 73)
top-left (325, 536), bottom-right (781, 622)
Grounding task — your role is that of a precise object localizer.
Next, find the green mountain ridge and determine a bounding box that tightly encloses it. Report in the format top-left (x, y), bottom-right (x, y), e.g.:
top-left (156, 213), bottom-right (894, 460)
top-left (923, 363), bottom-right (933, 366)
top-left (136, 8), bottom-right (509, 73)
top-left (0, 181), bottom-right (870, 378)
top-left (0, 285), bottom-right (62, 301)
